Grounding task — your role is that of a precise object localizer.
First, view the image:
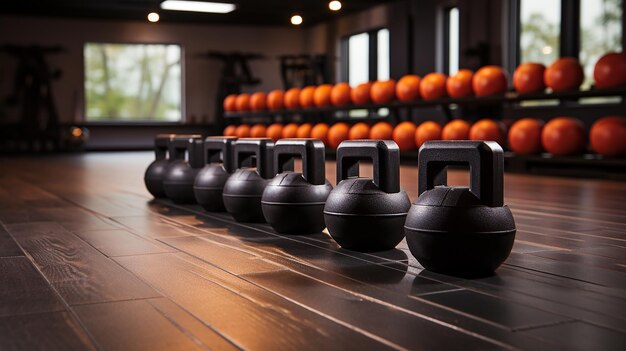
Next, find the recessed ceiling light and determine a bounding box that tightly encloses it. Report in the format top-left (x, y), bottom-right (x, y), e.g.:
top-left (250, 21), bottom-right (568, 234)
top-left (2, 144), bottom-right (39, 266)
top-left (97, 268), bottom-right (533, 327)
top-left (291, 15), bottom-right (303, 25)
top-left (147, 12), bottom-right (160, 22)
top-left (329, 1), bottom-right (342, 11)
top-left (160, 1), bottom-right (236, 14)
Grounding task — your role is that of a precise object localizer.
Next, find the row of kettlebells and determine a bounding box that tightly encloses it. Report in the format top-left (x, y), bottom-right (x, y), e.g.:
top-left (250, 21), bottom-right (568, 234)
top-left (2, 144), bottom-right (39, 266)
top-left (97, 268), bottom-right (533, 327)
top-left (145, 135), bottom-right (516, 277)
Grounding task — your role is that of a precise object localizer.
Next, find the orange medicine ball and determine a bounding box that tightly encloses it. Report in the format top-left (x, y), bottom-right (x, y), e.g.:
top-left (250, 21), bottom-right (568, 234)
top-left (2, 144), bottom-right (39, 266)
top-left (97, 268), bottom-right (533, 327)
top-left (508, 118), bottom-right (544, 155)
top-left (296, 123), bottom-right (313, 138)
top-left (235, 124), bottom-right (251, 138)
top-left (396, 75), bottom-right (421, 101)
top-left (371, 80), bottom-right (396, 104)
top-left (223, 125), bottom-right (237, 136)
top-left (235, 93), bottom-right (251, 111)
top-left (331, 83), bottom-right (352, 106)
top-left (314, 84), bottom-right (333, 107)
top-left (369, 121), bottom-right (394, 140)
top-left (351, 82), bottom-right (372, 105)
top-left (327, 123), bottom-right (350, 148)
top-left (392, 121), bottom-right (418, 151)
top-left (266, 123), bottom-right (284, 142)
top-left (469, 119), bottom-right (507, 145)
top-left (299, 86), bottom-right (316, 108)
top-left (442, 120), bottom-right (471, 140)
top-left (282, 123), bottom-right (299, 139)
top-left (310, 123), bottom-right (330, 145)
top-left (284, 88), bottom-right (301, 109)
top-left (250, 124), bottom-right (267, 138)
top-left (541, 117), bottom-right (586, 156)
top-left (349, 122), bottom-right (370, 140)
top-left (415, 121), bottom-right (442, 148)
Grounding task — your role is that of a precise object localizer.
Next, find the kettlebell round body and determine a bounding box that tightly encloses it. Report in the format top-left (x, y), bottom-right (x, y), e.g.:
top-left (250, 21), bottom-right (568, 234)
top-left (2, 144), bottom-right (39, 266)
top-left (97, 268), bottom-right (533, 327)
top-left (324, 140), bottom-right (409, 252)
top-left (163, 160), bottom-right (202, 204)
top-left (193, 137), bottom-right (237, 211)
top-left (405, 140), bottom-right (516, 277)
top-left (261, 139), bottom-right (332, 235)
top-left (223, 168), bottom-right (269, 222)
top-left (194, 165), bottom-right (231, 211)
top-left (145, 158), bottom-right (171, 198)
top-left (262, 172), bottom-right (332, 234)
top-left (405, 186), bottom-right (516, 277)
top-left (324, 177), bottom-right (410, 251)
top-left (222, 138), bottom-right (274, 223)
top-left (145, 134), bottom-right (175, 198)
top-left (162, 135), bottom-right (204, 204)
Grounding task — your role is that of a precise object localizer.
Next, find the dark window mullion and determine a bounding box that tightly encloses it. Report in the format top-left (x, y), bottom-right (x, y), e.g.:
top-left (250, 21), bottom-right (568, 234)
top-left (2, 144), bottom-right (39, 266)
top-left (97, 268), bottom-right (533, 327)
top-left (369, 30), bottom-right (378, 81)
top-left (560, 0), bottom-right (581, 58)
top-left (341, 38), bottom-right (350, 83)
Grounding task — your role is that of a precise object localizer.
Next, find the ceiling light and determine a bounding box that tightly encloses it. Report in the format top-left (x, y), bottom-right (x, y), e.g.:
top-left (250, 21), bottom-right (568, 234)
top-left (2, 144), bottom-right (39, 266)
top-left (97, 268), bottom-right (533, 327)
top-left (147, 12), bottom-right (160, 22)
top-left (329, 1), bottom-right (342, 11)
top-left (160, 1), bottom-right (236, 14)
top-left (291, 15), bottom-right (303, 25)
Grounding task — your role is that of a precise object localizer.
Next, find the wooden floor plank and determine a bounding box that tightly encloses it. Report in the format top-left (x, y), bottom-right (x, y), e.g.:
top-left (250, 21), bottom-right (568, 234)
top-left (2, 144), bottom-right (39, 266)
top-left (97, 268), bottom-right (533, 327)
top-left (0, 256), bottom-right (65, 317)
top-left (1, 151), bottom-right (626, 351)
top-left (158, 228), bottom-right (563, 350)
top-left (74, 229), bottom-right (174, 257)
top-left (522, 321), bottom-right (626, 351)
top-left (5, 222), bottom-right (160, 305)
top-left (244, 269), bottom-right (521, 350)
top-left (0, 311), bottom-right (96, 351)
top-left (115, 252), bottom-right (399, 351)
top-left (0, 225), bottom-right (22, 257)
top-left (72, 299), bottom-right (206, 351)
top-left (146, 298), bottom-right (241, 351)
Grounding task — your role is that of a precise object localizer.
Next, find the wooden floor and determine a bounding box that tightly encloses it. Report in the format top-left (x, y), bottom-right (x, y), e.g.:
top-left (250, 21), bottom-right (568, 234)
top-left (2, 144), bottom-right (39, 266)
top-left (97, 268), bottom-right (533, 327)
top-left (1, 152), bottom-right (625, 351)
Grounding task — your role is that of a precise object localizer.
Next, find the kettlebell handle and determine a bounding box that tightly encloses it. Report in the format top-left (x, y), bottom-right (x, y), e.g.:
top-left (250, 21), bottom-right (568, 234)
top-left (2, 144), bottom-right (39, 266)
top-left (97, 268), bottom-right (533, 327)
top-left (336, 140), bottom-right (400, 193)
top-left (233, 138), bottom-right (274, 179)
top-left (154, 134), bottom-right (175, 160)
top-left (169, 134), bottom-right (204, 169)
top-left (273, 139), bottom-right (326, 185)
top-left (418, 141), bottom-right (504, 207)
top-left (203, 136), bottom-right (237, 173)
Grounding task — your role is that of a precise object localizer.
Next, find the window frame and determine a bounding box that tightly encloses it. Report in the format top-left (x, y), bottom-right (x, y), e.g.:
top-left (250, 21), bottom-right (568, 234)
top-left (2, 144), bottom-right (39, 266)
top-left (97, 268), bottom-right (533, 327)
top-left (340, 27), bottom-right (389, 84)
top-left (441, 5), bottom-right (460, 75)
top-left (83, 41), bottom-right (185, 125)
top-left (512, 0), bottom-right (623, 68)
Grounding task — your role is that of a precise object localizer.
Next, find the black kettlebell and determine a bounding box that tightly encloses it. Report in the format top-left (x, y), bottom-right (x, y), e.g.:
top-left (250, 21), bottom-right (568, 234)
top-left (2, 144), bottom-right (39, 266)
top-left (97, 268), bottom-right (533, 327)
top-left (144, 134), bottom-right (176, 198)
top-left (162, 134), bottom-right (204, 204)
top-left (262, 139), bottom-right (333, 234)
top-left (193, 136), bottom-right (237, 211)
top-left (324, 140), bottom-right (411, 252)
top-left (405, 141), bottom-right (516, 278)
top-left (223, 138), bottom-right (274, 222)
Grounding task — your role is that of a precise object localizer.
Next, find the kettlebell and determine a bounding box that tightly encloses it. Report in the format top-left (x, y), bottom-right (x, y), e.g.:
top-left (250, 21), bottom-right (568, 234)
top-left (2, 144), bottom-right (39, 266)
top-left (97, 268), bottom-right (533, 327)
top-left (261, 139), bottom-right (333, 234)
top-left (324, 140), bottom-right (411, 252)
top-left (223, 138), bottom-right (274, 222)
top-left (162, 134), bottom-right (204, 204)
top-left (144, 134), bottom-right (176, 198)
top-left (404, 141), bottom-right (516, 277)
top-left (193, 136), bottom-right (237, 211)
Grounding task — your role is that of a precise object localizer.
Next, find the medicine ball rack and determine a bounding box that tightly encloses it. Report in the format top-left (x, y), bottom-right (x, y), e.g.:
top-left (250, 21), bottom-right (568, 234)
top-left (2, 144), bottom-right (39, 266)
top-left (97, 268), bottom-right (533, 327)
top-left (223, 87), bottom-right (626, 180)
top-left (223, 86), bottom-right (626, 122)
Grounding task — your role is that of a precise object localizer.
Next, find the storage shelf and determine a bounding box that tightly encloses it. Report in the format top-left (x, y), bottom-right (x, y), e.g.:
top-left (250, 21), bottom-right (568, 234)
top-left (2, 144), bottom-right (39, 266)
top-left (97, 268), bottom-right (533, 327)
top-left (224, 87), bottom-right (626, 119)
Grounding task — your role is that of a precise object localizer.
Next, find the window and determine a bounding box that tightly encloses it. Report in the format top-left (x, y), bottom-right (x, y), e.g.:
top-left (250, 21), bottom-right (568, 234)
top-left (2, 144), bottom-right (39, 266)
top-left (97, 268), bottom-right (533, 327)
top-left (348, 33), bottom-right (369, 86)
top-left (444, 7), bottom-right (460, 75)
top-left (342, 28), bottom-right (390, 85)
top-left (517, 0), bottom-right (623, 84)
top-left (519, 0), bottom-right (561, 66)
top-left (580, 0), bottom-right (623, 88)
top-left (84, 43), bottom-right (182, 122)
top-left (377, 29), bottom-right (390, 80)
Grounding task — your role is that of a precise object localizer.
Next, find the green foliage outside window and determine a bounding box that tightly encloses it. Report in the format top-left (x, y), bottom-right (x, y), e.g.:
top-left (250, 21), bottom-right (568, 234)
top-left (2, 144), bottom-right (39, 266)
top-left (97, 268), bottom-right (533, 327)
top-left (84, 43), bottom-right (182, 122)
